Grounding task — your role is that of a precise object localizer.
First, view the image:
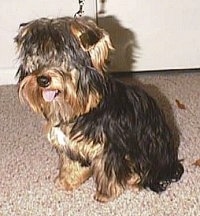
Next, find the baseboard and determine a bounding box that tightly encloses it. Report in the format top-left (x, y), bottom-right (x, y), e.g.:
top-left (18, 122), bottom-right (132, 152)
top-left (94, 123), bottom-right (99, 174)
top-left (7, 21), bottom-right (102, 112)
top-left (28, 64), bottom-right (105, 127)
top-left (1, 67), bottom-right (200, 85)
top-left (109, 67), bottom-right (200, 77)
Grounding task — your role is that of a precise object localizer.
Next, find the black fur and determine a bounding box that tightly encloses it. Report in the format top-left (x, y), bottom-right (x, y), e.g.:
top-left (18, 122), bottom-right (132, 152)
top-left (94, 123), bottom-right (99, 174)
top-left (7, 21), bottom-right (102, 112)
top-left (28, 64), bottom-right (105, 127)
top-left (71, 69), bottom-right (184, 192)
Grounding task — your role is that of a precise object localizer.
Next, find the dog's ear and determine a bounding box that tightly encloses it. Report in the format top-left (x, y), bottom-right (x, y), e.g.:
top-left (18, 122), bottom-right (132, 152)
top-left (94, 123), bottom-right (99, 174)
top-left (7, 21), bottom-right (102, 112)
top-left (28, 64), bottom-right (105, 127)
top-left (19, 22), bottom-right (29, 29)
top-left (15, 22), bottom-right (30, 43)
top-left (15, 64), bottom-right (29, 83)
top-left (70, 19), bottom-right (114, 72)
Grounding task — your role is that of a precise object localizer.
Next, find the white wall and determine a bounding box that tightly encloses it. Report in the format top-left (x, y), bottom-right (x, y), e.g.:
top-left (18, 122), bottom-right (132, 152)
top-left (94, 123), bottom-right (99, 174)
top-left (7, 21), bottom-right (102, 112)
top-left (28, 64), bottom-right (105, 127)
top-left (97, 0), bottom-right (200, 71)
top-left (1, 0), bottom-right (200, 85)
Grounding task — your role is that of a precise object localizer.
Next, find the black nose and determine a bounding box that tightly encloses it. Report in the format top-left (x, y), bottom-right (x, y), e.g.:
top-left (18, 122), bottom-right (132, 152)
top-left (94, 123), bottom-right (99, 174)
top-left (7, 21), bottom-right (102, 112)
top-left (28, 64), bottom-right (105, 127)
top-left (37, 76), bottom-right (51, 87)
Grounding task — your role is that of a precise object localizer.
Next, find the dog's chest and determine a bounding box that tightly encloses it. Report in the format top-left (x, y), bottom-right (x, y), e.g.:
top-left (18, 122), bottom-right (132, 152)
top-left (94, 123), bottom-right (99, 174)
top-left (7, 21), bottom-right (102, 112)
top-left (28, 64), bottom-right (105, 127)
top-left (47, 126), bottom-right (70, 147)
top-left (47, 126), bottom-right (102, 161)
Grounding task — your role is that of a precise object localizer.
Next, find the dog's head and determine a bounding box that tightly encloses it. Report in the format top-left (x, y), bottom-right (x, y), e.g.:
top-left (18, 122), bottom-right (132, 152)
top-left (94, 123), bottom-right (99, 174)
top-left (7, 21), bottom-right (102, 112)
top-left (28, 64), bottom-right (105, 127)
top-left (15, 17), bottom-right (113, 124)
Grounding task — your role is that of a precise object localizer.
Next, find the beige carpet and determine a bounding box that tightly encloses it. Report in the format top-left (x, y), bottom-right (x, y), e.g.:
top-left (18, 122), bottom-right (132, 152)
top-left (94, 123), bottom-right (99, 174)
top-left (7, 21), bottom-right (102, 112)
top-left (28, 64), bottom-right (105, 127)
top-left (0, 72), bottom-right (199, 216)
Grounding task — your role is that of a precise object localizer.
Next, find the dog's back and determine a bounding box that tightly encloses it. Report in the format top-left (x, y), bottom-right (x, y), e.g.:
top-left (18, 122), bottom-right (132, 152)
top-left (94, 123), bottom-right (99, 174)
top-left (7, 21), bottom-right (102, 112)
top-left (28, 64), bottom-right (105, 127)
top-left (71, 76), bottom-right (184, 192)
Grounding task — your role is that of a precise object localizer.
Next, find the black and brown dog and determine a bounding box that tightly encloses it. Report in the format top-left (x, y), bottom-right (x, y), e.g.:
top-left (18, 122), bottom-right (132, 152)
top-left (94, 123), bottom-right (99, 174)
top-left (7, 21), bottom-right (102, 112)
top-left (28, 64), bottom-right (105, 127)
top-left (15, 17), bottom-right (183, 202)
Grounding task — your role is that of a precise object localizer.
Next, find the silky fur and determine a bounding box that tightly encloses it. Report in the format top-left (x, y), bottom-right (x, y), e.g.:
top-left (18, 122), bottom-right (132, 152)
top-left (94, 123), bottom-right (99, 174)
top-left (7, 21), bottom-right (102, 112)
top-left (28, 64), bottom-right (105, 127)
top-left (15, 16), bottom-right (183, 202)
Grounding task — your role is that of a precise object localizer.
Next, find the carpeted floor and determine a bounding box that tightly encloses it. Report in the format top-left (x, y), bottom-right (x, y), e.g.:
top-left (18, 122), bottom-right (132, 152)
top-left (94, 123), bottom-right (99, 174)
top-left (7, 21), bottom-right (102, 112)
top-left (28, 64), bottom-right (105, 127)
top-left (0, 72), bottom-right (199, 216)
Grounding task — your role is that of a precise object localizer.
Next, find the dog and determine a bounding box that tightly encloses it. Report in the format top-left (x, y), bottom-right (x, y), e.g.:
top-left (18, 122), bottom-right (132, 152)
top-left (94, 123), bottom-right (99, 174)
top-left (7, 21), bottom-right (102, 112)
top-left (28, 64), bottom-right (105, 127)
top-left (15, 16), bottom-right (184, 202)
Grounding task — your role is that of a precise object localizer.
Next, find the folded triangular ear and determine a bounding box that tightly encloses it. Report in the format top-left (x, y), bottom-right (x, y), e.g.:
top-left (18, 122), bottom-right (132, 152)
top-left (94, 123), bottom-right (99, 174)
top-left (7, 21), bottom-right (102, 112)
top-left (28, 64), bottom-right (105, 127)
top-left (70, 19), bottom-right (114, 72)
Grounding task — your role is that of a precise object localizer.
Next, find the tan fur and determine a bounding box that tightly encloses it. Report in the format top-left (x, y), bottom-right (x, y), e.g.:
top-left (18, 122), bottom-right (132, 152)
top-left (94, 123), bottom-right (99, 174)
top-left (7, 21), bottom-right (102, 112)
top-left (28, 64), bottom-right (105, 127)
top-left (55, 153), bottom-right (92, 191)
top-left (18, 67), bottom-right (101, 124)
top-left (47, 123), bottom-right (103, 192)
top-left (92, 155), bottom-right (124, 202)
top-left (93, 159), bottom-right (140, 202)
top-left (47, 125), bottom-right (103, 161)
top-left (47, 123), bottom-right (140, 202)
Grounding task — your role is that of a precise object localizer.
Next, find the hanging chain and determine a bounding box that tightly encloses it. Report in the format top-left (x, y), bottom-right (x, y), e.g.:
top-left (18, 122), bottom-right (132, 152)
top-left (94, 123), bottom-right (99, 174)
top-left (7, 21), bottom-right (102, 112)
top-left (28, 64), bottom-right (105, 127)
top-left (74, 0), bottom-right (85, 17)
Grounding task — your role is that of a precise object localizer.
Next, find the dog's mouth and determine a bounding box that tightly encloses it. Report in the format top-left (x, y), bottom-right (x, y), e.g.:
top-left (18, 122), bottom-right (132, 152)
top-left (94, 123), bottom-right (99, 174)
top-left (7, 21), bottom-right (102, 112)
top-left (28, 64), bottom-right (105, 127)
top-left (42, 90), bottom-right (60, 102)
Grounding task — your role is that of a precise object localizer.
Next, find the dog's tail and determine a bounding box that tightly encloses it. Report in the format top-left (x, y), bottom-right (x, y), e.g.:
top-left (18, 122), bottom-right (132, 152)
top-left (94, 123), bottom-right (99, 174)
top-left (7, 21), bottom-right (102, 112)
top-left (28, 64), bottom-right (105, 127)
top-left (144, 160), bottom-right (184, 193)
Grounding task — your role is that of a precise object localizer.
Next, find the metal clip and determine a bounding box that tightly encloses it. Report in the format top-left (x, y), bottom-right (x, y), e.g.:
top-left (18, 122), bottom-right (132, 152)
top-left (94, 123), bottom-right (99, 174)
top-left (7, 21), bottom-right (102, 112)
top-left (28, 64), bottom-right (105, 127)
top-left (74, 0), bottom-right (85, 18)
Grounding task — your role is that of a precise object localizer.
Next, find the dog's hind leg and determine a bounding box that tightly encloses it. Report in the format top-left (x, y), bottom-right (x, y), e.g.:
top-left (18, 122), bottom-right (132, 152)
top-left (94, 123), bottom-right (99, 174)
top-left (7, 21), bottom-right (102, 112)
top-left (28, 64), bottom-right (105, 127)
top-left (92, 155), bottom-right (126, 203)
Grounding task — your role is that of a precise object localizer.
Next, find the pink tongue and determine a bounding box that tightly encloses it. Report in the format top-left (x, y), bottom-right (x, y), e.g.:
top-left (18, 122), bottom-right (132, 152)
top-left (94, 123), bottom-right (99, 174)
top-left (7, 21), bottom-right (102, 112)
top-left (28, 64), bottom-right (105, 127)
top-left (42, 90), bottom-right (57, 102)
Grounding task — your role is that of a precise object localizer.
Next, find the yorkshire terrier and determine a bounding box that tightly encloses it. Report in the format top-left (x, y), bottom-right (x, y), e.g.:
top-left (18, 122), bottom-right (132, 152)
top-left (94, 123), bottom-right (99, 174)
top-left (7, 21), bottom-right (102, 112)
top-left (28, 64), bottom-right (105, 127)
top-left (15, 17), bottom-right (183, 202)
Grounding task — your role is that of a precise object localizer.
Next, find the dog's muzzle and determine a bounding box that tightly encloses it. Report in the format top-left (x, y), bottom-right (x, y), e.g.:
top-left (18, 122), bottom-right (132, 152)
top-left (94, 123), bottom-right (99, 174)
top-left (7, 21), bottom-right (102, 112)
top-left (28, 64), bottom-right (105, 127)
top-left (37, 75), bottom-right (51, 88)
top-left (36, 75), bottom-right (60, 102)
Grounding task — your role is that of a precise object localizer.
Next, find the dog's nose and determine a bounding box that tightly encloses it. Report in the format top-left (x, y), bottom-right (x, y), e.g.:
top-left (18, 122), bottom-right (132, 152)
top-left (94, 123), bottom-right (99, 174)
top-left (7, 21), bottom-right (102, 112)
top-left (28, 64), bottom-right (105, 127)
top-left (37, 76), bottom-right (51, 87)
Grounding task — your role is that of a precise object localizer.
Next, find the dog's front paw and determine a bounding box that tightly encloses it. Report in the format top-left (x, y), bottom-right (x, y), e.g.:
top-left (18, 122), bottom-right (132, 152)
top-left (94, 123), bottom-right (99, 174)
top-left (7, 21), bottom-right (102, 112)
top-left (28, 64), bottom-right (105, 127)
top-left (54, 176), bottom-right (75, 191)
top-left (94, 192), bottom-right (113, 203)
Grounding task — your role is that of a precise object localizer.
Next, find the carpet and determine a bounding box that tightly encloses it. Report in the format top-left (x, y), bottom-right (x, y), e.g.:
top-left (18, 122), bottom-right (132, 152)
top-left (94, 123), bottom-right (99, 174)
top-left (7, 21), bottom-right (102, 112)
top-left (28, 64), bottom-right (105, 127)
top-left (0, 72), bottom-right (199, 216)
